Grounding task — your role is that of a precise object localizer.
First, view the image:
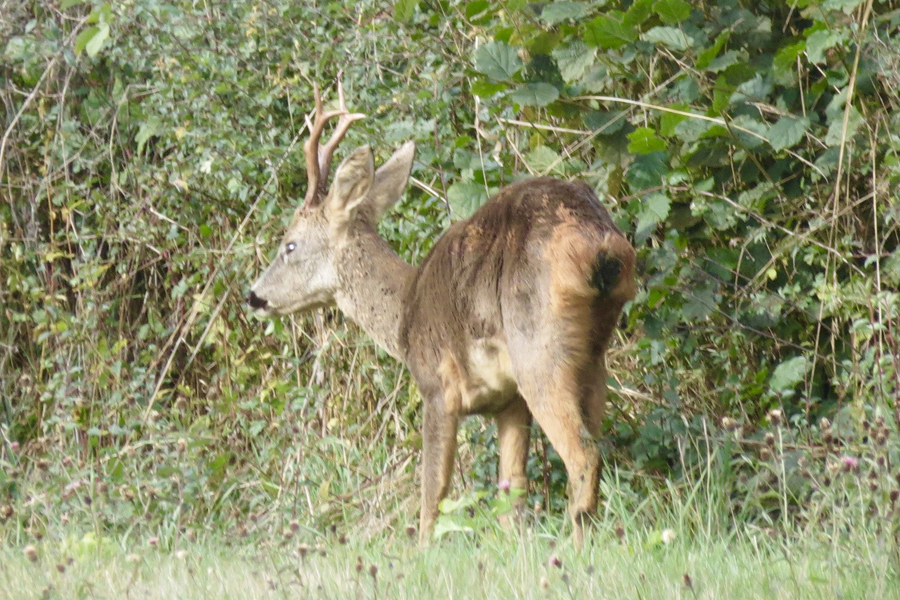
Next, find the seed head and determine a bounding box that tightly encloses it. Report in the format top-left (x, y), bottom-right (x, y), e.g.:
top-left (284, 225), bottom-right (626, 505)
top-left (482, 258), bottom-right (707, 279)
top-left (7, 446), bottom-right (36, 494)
top-left (661, 529), bottom-right (677, 544)
top-left (369, 564), bottom-right (378, 578)
top-left (767, 409), bottom-right (783, 426)
top-left (24, 545), bottom-right (38, 563)
top-left (549, 554), bottom-right (562, 568)
top-left (842, 456), bottom-right (859, 472)
top-left (539, 577), bottom-right (549, 590)
top-left (764, 432), bottom-right (775, 447)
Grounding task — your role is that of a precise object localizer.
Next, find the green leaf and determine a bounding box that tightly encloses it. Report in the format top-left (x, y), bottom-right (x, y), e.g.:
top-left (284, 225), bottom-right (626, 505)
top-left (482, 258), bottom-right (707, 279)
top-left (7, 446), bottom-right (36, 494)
top-left (628, 127), bottom-right (667, 154)
top-left (135, 116), bottom-right (161, 156)
top-left (465, 0), bottom-right (491, 19)
top-left (624, 0), bottom-right (655, 27)
top-left (540, 1), bottom-right (590, 25)
top-left (85, 22), bottom-right (109, 58)
top-left (822, 0), bottom-right (865, 14)
top-left (654, 0), bottom-right (691, 24)
top-left (527, 145), bottom-right (564, 175)
top-left (551, 41), bottom-right (595, 83)
top-left (696, 31), bottom-right (730, 70)
top-left (61, 0), bottom-right (85, 9)
top-left (767, 116), bottom-right (809, 151)
top-left (627, 151), bottom-right (668, 191)
top-left (447, 182), bottom-right (489, 219)
top-left (659, 103), bottom-right (688, 136)
top-left (635, 191), bottom-right (671, 243)
top-left (433, 516), bottom-right (474, 539)
top-left (805, 29), bottom-right (841, 64)
top-left (74, 26), bottom-right (99, 55)
top-left (773, 41), bottom-right (805, 86)
top-left (474, 41), bottom-right (523, 81)
top-left (584, 14), bottom-right (637, 49)
top-left (825, 104), bottom-right (863, 147)
top-left (585, 109), bottom-right (626, 134)
top-left (394, 0), bottom-right (419, 22)
top-left (770, 356), bottom-right (808, 393)
top-left (642, 26), bottom-right (693, 51)
top-left (509, 82), bottom-right (559, 107)
top-left (471, 80), bottom-right (507, 98)
top-left (729, 114), bottom-right (767, 149)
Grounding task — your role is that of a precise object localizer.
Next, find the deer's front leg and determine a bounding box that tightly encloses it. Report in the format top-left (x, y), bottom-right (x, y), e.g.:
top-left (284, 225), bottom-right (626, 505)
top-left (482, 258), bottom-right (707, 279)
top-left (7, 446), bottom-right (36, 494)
top-left (418, 394), bottom-right (459, 545)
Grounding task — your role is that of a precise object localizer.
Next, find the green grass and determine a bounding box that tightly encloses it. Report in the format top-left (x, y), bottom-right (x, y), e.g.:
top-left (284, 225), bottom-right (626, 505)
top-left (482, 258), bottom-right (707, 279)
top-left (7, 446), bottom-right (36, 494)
top-left (1, 520), bottom-right (894, 600)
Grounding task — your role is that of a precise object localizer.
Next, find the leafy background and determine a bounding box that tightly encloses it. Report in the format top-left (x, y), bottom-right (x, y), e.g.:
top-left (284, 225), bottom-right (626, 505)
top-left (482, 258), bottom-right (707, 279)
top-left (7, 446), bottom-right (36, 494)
top-left (1, 0), bottom-right (899, 555)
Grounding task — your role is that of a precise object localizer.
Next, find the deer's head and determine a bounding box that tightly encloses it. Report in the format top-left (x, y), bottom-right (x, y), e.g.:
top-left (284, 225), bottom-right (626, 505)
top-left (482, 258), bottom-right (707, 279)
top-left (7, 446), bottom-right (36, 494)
top-left (247, 82), bottom-right (414, 316)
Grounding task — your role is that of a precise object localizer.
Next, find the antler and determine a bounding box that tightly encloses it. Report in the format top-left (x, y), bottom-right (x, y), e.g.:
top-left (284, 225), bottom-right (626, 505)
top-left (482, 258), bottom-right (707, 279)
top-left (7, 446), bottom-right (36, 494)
top-left (303, 80), bottom-right (366, 206)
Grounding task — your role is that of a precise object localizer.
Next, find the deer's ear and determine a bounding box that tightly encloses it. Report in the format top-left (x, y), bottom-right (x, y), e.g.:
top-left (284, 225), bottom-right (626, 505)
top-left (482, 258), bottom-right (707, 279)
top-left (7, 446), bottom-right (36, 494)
top-left (364, 141), bottom-right (416, 221)
top-left (327, 145), bottom-right (374, 219)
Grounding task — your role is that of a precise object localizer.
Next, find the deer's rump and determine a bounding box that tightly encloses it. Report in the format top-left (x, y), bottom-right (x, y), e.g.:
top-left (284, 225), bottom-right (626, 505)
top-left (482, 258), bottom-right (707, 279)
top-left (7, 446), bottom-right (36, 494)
top-left (399, 177), bottom-right (635, 415)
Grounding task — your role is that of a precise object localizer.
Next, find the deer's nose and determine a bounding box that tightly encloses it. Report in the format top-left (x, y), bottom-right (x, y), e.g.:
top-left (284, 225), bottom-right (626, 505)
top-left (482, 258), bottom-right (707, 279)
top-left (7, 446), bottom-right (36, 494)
top-left (247, 291), bottom-right (268, 310)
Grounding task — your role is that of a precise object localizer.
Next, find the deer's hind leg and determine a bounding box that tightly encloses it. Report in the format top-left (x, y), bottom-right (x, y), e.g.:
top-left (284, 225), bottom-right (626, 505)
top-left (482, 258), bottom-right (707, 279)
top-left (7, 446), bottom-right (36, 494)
top-left (504, 327), bottom-right (602, 548)
top-left (496, 396), bottom-right (531, 526)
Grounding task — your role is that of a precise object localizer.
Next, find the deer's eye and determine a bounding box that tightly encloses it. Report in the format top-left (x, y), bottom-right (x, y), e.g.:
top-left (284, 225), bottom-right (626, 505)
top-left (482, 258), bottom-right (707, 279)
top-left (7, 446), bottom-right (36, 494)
top-left (285, 242), bottom-right (297, 254)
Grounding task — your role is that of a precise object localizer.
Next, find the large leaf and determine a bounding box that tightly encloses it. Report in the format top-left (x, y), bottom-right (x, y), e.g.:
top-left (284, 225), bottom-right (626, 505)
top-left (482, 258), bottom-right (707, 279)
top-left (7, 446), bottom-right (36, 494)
top-left (805, 29), bottom-right (842, 64)
top-left (551, 41), bottom-right (595, 83)
top-left (584, 14), bottom-right (637, 49)
top-left (642, 26), bottom-right (694, 51)
top-left (447, 182), bottom-right (489, 219)
top-left (474, 41), bottom-right (522, 81)
top-left (628, 127), bottom-right (667, 154)
top-left (825, 104), bottom-right (863, 147)
top-left (770, 356), bottom-right (808, 393)
top-left (654, 0), bottom-right (691, 24)
top-left (85, 22), bottom-right (109, 58)
top-left (527, 145), bottom-right (564, 175)
top-left (624, 0), bottom-right (655, 27)
top-left (509, 82), bottom-right (559, 107)
top-left (767, 116), bottom-right (809, 151)
top-left (627, 151), bottom-right (668, 191)
top-left (540, 1), bottom-right (590, 25)
top-left (635, 192), bottom-right (671, 244)
top-left (394, 0), bottom-right (419, 22)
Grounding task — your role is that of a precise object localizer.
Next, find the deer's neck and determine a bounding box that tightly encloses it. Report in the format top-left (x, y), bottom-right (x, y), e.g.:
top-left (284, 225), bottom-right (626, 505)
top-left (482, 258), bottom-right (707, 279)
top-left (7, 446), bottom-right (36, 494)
top-left (333, 225), bottom-right (415, 361)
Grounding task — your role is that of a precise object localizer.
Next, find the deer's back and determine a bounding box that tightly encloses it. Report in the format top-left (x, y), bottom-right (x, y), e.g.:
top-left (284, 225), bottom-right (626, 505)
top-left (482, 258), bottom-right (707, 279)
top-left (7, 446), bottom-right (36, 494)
top-left (400, 177), bottom-right (635, 412)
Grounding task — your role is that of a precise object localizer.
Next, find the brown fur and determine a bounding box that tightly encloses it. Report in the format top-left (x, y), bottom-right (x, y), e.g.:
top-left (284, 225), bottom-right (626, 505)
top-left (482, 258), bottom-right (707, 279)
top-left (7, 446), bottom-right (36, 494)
top-left (249, 140), bottom-right (636, 547)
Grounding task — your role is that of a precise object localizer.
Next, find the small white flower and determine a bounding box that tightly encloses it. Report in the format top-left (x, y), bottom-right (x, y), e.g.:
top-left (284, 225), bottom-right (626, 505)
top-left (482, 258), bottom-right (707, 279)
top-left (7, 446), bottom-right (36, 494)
top-left (661, 528), bottom-right (677, 544)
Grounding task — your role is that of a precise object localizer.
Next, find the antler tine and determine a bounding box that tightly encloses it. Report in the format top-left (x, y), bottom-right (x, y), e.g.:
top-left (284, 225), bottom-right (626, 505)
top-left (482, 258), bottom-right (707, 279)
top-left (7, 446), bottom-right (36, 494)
top-left (302, 80), bottom-right (366, 205)
top-left (317, 80), bottom-right (366, 184)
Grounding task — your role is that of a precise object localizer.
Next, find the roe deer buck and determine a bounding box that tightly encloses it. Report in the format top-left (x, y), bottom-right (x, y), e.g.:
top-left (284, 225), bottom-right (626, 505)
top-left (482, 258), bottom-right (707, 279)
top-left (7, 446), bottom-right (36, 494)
top-left (248, 82), bottom-right (636, 547)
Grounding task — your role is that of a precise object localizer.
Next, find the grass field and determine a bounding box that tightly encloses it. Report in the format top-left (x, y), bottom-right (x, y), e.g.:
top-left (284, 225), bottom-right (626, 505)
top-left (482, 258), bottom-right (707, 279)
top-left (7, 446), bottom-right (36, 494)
top-left (1, 518), bottom-right (894, 600)
top-left (2, 461), bottom-right (897, 600)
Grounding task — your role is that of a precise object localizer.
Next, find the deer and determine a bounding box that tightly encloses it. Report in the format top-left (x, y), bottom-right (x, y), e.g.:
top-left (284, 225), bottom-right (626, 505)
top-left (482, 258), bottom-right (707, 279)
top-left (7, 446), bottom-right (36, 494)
top-left (247, 81), bottom-right (637, 547)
